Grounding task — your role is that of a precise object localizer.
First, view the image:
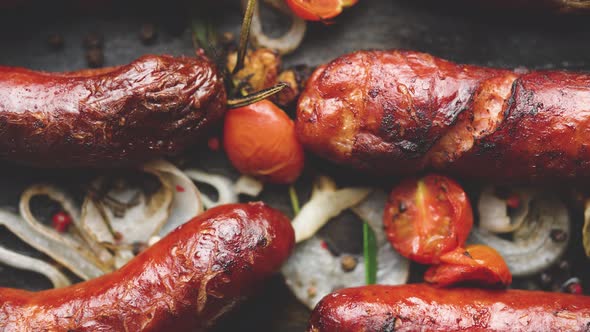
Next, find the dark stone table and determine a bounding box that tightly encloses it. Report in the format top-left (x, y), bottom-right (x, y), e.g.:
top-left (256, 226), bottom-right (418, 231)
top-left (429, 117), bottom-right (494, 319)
top-left (1, 1), bottom-right (590, 330)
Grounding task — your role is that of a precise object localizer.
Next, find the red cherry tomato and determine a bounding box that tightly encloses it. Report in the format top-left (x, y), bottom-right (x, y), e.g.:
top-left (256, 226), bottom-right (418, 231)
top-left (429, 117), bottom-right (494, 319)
top-left (286, 0), bottom-right (359, 21)
top-left (383, 174), bottom-right (473, 264)
top-left (223, 100), bottom-right (305, 184)
top-left (52, 211), bottom-right (72, 233)
top-left (424, 244), bottom-right (512, 288)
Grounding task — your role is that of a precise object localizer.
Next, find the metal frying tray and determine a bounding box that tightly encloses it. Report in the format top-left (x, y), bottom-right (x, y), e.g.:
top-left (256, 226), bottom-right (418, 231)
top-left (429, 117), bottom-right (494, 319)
top-left (1, 0), bottom-right (590, 331)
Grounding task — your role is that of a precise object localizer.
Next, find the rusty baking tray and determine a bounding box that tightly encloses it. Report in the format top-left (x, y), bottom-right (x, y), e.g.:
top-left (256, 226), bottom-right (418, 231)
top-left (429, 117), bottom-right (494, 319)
top-left (1, 1), bottom-right (590, 331)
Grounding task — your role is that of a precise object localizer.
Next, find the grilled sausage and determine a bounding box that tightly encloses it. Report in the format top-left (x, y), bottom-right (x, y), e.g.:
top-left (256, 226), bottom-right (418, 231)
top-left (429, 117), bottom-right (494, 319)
top-left (0, 53), bottom-right (226, 168)
top-left (308, 284), bottom-right (590, 332)
top-left (0, 202), bottom-right (294, 331)
top-left (296, 50), bottom-right (590, 182)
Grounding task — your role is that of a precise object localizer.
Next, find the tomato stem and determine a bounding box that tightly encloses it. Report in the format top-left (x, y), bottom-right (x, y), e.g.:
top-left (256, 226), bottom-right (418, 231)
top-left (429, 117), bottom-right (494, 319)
top-left (227, 82), bottom-right (287, 108)
top-left (289, 184), bottom-right (300, 216)
top-left (234, 0), bottom-right (257, 74)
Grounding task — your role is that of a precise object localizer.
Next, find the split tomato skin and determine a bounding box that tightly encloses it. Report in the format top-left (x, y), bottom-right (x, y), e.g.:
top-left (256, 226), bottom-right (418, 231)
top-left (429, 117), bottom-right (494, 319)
top-left (425, 244), bottom-right (512, 288)
top-left (223, 100), bottom-right (305, 184)
top-left (383, 174), bottom-right (473, 264)
top-left (286, 0), bottom-right (359, 21)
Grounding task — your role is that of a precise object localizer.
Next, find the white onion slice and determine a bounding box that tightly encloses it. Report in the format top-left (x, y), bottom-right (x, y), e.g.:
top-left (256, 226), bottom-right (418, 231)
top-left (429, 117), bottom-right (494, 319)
top-left (0, 209), bottom-right (106, 280)
top-left (283, 189), bottom-right (409, 309)
top-left (0, 245), bottom-right (71, 288)
top-left (292, 176), bottom-right (371, 243)
top-left (80, 176), bottom-right (173, 245)
top-left (18, 185), bottom-right (113, 272)
top-left (478, 186), bottom-right (531, 233)
top-left (147, 160), bottom-right (202, 237)
top-left (183, 169), bottom-right (238, 209)
top-left (243, 0), bottom-right (307, 55)
top-left (469, 193), bottom-right (570, 277)
top-left (234, 175), bottom-right (264, 197)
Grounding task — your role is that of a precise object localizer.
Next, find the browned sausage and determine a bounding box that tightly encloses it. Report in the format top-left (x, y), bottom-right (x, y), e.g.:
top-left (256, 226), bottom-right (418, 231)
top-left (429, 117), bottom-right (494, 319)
top-left (0, 202), bottom-right (294, 331)
top-left (308, 284), bottom-right (590, 332)
top-left (0, 53), bottom-right (226, 168)
top-left (296, 50), bottom-right (590, 182)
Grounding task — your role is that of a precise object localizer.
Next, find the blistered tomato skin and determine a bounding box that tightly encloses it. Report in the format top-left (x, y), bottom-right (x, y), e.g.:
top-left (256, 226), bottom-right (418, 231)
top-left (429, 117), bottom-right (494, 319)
top-left (383, 174), bottom-right (473, 264)
top-left (308, 284), bottom-right (590, 332)
top-left (286, 0), bottom-right (359, 21)
top-left (425, 244), bottom-right (512, 288)
top-left (0, 203), bottom-right (295, 332)
top-left (223, 100), bottom-right (305, 184)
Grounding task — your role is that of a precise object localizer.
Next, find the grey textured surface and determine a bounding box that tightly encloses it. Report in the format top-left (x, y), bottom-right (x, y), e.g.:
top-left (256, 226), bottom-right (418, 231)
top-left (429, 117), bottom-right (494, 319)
top-left (1, 0), bottom-right (590, 331)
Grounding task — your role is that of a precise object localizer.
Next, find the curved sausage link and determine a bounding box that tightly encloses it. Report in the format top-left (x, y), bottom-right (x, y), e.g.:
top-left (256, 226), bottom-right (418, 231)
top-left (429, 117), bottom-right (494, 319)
top-left (0, 202), bottom-right (294, 331)
top-left (296, 50), bottom-right (590, 182)
top-left (0, 54), bottom-right (226, 168)
top-left (308, 284), bottom-right (590, 332)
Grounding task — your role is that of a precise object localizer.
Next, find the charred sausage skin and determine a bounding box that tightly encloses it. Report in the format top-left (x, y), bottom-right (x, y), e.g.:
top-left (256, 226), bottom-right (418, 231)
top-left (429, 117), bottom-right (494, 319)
top-left (0, 54), bottom-right (226, 168)
top-left (308, 284), bottom-right (590, 332)
top-left (296, 50), bottom-right (590, 181)
top-left (0, 203), bottom-right (294, 331)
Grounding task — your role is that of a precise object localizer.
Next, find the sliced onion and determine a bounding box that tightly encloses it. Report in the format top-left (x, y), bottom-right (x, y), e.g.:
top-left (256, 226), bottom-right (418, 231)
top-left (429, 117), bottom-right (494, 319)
top-left (0, 209), bottom-right (106, 280)
top-left (81, 160), bottom-right (202, 268)
top-left (0, 245), bottom-right (71, 288)
top-left (243, 0), bottom-right (307, 55)
top-left (146, 160), bottom-right (202, 237)
top-left (478, 186), bottom-right (531, 233)
top-left (19, 185), bottom-right (113, 271)
top-left (292, 176), bottom-right (371, 243)
top-left (283, 189), bottom-right (409, 309)
top-left (234, 175), bottom-right (264, 197)
top-left (469, 193), bottom-right (570, 277)
top-left (80, 176), bottom-right (173, 245)
top-left (183, 169), bottom-right (238, 209)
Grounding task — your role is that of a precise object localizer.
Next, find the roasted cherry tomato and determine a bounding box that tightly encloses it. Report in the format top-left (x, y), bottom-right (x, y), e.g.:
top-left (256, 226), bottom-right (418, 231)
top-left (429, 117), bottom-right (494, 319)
top-left (286, 0), bottom-right (359, 21)
top-left (424, 244), bottom-right (512, 288)
top-left (223, 100), bottom-right (305, 184)
top-left (383, 174), bottom-right (473, 264)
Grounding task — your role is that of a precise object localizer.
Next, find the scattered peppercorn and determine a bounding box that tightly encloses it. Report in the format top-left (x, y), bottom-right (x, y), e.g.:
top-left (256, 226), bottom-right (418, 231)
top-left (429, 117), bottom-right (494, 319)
top-left (505, 193), bottom-right (521, 209)
top-left (208, 137), bottom-right (220, 151)
top-left (558, 260), bottom-right (570, 271)
top-left (567, 281), bottom-right (583, 295)
top-left (550, 229), bottom-right (568, 242)
top-left (83, 32), bottom-right (103, 49)
top-left (222, 32), bottom-right (235, 44)
top-left (539, 272), bottom-right (552, 286)
top-left (113, 231), bottom-right (123, 242)
top-left (398, 201), bottom-right (407, 213)
top-left (51, 211), bottom-right (72, 233)
top-left (340, 255), bottom-right (358, 272)
top-left (139, 23), bottom-right (157, 45)
top-left (132, 242), bottom-right (148, 255)
top-left (85, 48), bottom-right (104, 68)
top-left (563, 277), bottom-right (583, 295)
top-left (47, 33), bottom-right (64, 50)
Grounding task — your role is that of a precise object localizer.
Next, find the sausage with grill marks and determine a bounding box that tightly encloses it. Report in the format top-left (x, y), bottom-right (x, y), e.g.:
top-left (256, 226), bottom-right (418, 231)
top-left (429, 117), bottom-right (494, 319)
top-left (296, 50), bottom-right (590, 182)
